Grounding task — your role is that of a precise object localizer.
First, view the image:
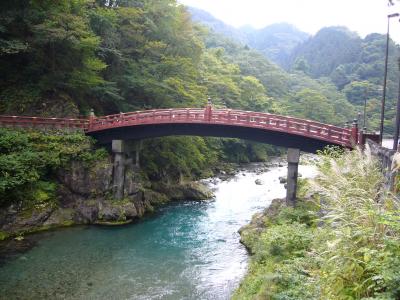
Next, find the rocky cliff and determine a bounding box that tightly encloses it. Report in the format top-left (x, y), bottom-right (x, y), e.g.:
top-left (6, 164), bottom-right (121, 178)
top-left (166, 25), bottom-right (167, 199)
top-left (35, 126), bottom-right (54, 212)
top-left (0, 157), bottom-right (213, 240)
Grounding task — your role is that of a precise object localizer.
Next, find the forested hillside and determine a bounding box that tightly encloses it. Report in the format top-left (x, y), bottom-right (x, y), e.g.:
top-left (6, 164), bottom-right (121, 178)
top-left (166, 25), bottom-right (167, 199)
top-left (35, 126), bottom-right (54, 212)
top-left (286, 27), bottom-right (400, 132)
top-left (0, 0), bottom-right (360, 179)
top-left (3, 0), bottom-right (396, 194)
top-left (190, 10), bottom-right (400, 135)
top-left (188, 7), bottom-right (310, 66)
top-left (242, 23), bottom-right (310, 67)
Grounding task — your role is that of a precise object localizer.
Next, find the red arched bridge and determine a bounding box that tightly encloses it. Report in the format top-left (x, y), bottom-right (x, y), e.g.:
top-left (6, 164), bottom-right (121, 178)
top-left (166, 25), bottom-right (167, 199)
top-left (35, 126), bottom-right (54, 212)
top-left (0, 106), bottom-right (361, 153)
top-left (1, 105), bottom-right (374, 205)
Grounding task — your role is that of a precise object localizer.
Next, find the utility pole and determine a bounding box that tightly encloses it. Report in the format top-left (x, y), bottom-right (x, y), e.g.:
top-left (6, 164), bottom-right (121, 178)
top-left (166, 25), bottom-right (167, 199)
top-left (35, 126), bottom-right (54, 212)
top-left (393, 58), bottom-right (400, 150)
top-left (380, 13), bottom-right (399, 144)
top-left (363, 87), bottom-right (368, 129)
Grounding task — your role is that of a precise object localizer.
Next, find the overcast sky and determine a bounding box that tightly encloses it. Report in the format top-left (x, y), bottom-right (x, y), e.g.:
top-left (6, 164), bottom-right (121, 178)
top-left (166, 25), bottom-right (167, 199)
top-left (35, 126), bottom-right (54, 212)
top-left (178, 0), bottom-right (400, 42)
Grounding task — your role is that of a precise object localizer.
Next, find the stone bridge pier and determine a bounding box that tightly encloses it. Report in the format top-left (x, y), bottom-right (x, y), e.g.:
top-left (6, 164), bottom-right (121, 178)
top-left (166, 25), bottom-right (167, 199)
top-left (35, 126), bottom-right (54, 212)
top-left (286, 148), bottom-right (300, 206)
top-left (112, 140), bottom-right (301, 206)
top-left (112, 140), bottom-right (141, 200)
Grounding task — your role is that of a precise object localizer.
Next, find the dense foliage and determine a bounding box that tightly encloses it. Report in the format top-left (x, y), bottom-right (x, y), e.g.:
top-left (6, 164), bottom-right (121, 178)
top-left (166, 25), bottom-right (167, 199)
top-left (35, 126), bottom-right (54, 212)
top-left (1, 3), bottom-right (400, 298)
top-left (234, 148), bottom-right (400, 299)
top-left (288, 27), bottom-right (400, 133)
top-left (189, 7), bottom-right (310, 67)
top-left (0, 0), bottom-right (360, 191)
top-left (0, 128), bottom-right (107, 208)
top-left (191, 9), bottom-right (400, 134)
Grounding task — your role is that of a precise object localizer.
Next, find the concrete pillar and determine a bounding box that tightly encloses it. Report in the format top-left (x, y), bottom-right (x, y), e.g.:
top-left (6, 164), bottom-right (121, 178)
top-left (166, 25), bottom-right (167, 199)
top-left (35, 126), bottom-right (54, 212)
top-left (286, 148), bottom-right (300, 207)
top-left (112, 140), bottom-right (126, 200)
top-left (135, 140), bottom-right (142, 167)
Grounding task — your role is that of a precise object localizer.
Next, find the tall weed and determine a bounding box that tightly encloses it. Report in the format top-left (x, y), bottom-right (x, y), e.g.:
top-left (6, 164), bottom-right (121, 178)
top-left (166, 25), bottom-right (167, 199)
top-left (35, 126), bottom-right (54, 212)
top-left (234, 146), bottom-right (400, 299)
top-left (311, 146), bottom-right (400, 299)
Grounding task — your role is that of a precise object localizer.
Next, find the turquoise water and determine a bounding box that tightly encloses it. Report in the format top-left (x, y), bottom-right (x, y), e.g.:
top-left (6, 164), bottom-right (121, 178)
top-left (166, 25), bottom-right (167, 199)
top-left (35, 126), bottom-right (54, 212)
top-left (0, 162), bottom-right (316, 300)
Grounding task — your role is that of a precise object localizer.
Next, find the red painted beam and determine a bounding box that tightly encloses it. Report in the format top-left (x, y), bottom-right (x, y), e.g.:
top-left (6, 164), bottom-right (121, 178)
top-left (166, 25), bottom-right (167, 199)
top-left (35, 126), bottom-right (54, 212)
top-left (87, 109), bottom-right (353, 148)
top-left (0, 108), bottom-right (353, 148)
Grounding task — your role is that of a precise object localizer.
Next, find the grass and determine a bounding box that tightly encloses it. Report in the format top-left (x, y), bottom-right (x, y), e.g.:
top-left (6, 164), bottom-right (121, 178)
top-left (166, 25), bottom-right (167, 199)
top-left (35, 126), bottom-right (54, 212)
top-left (233, 146), bottom-right (400, 300)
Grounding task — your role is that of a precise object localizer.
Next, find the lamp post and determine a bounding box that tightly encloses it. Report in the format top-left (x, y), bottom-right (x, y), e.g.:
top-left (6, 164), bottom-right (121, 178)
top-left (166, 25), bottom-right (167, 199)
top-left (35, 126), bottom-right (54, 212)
top-left (393, 58), bottom-right (400, 150)
top-left (363, 91), bottom-right (368, 130)
top-left (380, 13), bottom-right (399, 144)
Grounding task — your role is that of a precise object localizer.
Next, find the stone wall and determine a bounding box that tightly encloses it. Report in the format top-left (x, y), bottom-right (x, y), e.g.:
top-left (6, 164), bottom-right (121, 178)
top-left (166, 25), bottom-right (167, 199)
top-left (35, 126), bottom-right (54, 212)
top-left (367, 139), bottom-right (396, 190)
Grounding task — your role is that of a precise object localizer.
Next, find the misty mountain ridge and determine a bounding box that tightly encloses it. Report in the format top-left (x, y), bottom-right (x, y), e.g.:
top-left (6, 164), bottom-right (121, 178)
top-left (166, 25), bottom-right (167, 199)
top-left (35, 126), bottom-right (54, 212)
top-left (188, 7), bottom-right (310, 66)
top-left (187, 6), bottom-right (396, 78)
top-left (187, 5), bottom-right (400, 135)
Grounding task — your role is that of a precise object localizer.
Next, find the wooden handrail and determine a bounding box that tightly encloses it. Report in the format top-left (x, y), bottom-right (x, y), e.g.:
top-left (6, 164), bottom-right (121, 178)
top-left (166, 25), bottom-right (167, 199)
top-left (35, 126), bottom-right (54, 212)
top-left (0, 115), bottom-right (89, 129)
top-left (0, 108), bottom-right (353, 147)
top-left (87, 108), bottom-right (352, 147)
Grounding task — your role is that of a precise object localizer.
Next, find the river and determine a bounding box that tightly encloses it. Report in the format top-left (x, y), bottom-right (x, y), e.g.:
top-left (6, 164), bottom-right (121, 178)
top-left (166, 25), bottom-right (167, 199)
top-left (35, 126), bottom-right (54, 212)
top-left (0, 160), bottom-right (316, 300)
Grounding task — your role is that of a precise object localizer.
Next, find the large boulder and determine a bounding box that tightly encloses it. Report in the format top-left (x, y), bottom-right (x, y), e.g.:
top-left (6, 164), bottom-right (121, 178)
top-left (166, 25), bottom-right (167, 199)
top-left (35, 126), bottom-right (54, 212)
top-left (154, 182), bottom-right (214, 201)
top-left (98, 200), bottom-right (139, 222)
top-left (57, 160), bottom-right (113, 198)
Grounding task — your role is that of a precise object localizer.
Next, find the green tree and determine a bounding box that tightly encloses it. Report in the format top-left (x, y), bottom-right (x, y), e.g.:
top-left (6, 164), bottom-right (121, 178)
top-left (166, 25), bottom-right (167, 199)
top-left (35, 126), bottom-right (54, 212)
top-left (343, 81), bottom-right (381, 106)
top-left (0, 0), bottom-right (107, 115)
top-left (289, 88), bottom-right (336, 123)
top-left (239, 76), bottom-right (272, 111)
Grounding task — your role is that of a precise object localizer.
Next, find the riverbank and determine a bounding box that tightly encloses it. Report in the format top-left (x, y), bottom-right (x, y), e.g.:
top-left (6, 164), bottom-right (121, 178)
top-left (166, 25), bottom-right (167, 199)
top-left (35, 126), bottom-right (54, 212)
top-left (0, 159), bottom-right (284, 267)
top-left (0, 150), bottom-right (287, 242)
top-left (233, 193), bottom-right (318, 299)
top-left (0, 129), bottom-right (281, 242)
top-left (0, 159), bottom-right (301, 299)
top-left (233, 148), bottom-right (400, 300)
top-left (0, 176), bottom-right (214, 242)
top-left (0, 154), bottom-right (216, 242)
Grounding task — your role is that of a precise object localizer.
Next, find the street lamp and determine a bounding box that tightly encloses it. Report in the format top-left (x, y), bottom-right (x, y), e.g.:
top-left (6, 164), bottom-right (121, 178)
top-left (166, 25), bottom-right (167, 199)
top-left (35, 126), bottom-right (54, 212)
top-left (393, 58), bottom-right (400, 150)
top-left (380, 12), bottom-right (399, 144)
top-left (363, 87), bottom-right (368, 129)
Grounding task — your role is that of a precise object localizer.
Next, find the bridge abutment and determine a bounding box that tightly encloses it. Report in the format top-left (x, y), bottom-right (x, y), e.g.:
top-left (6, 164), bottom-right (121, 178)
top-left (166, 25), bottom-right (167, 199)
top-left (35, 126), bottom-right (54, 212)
top-left (286, 148), bottom-right (300, 206)
top-left (112, 140), bottom-right (126, 200)
top-left (111, 140), bottom-right (141, 200)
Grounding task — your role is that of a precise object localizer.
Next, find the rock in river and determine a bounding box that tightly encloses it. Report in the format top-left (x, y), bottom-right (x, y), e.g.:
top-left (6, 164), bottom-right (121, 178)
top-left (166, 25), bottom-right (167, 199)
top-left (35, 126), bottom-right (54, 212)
top-left (255, 179), bottom-right (264, 185)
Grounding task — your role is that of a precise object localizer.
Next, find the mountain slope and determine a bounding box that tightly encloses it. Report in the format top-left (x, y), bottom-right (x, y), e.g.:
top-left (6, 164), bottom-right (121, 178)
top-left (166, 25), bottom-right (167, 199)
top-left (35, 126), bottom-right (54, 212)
top-left (187, 7), bottom-right (309, 66)
top-left (243, 23), bottom-right (310, 67)
top-left (188, 7), bottom-right (247, 43)
top-left (288, 27), bottom-right (363, 77)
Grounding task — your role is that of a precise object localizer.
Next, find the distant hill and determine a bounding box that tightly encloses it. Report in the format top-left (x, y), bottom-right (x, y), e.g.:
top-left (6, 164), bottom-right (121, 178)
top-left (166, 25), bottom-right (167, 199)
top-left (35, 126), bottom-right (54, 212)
top-left (187, 7), bottom-right (309, 66)
top-left (188, 7), bottom-right (247, 43)
top-left (186, 6), bottom-right (400, 133)
top-left (287, 27), bottom-right (363, 77)
top-left (287, 26), bottom-right (399, 92)
top-left (243, 23), bottom-right (310, 67)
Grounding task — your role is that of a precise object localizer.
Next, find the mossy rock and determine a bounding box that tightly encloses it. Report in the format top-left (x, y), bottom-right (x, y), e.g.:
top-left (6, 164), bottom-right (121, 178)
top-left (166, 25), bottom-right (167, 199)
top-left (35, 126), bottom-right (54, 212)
top-left (94, 220), bottom-right (133, 226)
top-left (144, 190), bottom-right (169, 206)
top-left (0, 231), bottom-right (9, 241)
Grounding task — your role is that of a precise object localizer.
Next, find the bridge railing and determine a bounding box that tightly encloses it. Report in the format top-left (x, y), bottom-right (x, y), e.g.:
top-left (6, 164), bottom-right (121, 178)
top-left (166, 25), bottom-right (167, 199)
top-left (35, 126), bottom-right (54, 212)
top-left (88, 108), bottom-right (353, 147)
top-left (210, 110), bottom-right (352, 146)
top-left (89, 108), bottom-right (206, 127)
top-left (0, 115), bottom-right (88, 130)
top-left (0, 108), bottom-right (353, 147)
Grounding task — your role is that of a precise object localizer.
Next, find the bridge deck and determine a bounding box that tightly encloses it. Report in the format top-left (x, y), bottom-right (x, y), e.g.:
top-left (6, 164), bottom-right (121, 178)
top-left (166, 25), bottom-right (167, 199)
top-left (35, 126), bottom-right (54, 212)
top-left (0, 107), bottom-right (354, 149)
top-left (87, 108), bottom-right (352, 147)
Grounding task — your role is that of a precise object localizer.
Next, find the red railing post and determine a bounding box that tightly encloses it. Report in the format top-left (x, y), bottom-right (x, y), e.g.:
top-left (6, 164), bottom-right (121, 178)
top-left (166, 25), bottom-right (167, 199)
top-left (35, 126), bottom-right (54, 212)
top-left (205, 97), bottom-right (212, 122)
top-left (350, 119), bottom-right (359, 146)
top-left (88, 108), bottom-right (95, 130)
top-left (1, 109), bottom-right (355, 149)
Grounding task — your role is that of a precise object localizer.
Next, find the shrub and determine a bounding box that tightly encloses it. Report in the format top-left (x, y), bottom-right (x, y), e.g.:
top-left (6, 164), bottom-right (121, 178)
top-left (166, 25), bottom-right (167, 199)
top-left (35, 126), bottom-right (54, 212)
top-left (0, 129), bottom-right (106, 207)
top-left (235, 146), bottom-right (400, 299)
